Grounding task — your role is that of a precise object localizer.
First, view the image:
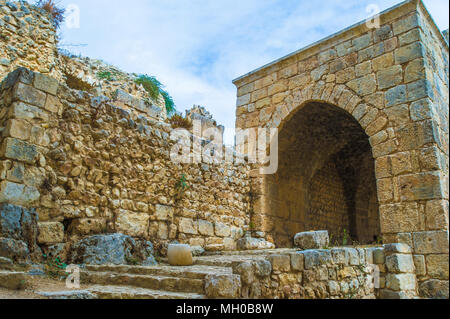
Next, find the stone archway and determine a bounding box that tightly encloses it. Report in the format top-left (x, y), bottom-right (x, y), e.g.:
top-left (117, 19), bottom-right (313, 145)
top-left (264, 101), bottom-right (380, 247)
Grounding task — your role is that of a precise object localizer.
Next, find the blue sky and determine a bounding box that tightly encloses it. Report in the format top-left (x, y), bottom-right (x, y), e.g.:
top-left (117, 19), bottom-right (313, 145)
top-left (55, 0), bottom-right (449, 144)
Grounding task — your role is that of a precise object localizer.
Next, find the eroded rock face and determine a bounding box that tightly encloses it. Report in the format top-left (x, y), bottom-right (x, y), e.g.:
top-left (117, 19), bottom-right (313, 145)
top-left (204, 274), bottom-right (241, 299)
top-left (294, 231), bottom-right (329, 250)
top-left (0, 204), bottom-right (41, 263)
top-left (236, 237), bottom-right (275, 250)
top-left (69, 233), bottom-right (156, 266)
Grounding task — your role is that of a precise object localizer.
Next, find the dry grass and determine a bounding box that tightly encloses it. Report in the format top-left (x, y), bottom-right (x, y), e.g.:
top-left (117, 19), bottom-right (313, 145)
top-left (36, 0), bottom-right (65, 29)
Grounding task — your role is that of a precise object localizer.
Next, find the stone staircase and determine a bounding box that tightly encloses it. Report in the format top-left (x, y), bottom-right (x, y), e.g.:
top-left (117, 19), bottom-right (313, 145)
top-left (1, 249), bottom-right (297, 299)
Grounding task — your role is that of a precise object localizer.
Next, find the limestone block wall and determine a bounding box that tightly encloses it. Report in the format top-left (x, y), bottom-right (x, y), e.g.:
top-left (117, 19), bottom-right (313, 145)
top-left (0, 1), bottom-right (61, 81)
top-left (233, 0), bottom-right (448, 298)
top-left (0, 68), bottom-right (251, 255)
top-left (231, 244), bottom-right (420, 299)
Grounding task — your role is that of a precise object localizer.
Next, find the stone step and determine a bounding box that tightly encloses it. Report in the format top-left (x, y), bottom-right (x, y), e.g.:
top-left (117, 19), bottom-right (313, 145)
top-left (85, 264), bottom-right (232, 280)
top-left (80, 271), bottom-right (205, 294)
top-left (193, 255), bottom-right (267, 267)
top-left (88, 285), bottom-right (206, 299)
top-left (0, 271), bottom-right (29, 290)
top-left (203, 248), bottom-right (298, 256)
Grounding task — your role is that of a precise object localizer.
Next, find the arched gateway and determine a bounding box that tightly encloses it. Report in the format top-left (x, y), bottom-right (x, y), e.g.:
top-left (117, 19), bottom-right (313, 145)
top-left (233, 0), bottom-right (448, 296)
top-left (268, 100), bottom-right (380, 247)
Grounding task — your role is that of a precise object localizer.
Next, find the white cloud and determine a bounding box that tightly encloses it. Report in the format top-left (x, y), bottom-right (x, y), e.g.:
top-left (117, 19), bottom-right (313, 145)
top-left (58, 0), bottom-right (449, 144)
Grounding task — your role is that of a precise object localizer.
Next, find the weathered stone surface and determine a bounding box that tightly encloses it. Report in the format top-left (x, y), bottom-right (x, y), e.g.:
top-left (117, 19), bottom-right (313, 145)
top-left (37, 222), bottom-right (64, 244)
top-left (384, 243), bottom-right (412, 255)
top-left (413, 231), bottom-right (449, 254)
top-left (0, 181), bottom-right (40, 207)
top-left (419, 279), bottom-right (449, 299)
top-left (233, 261), bottom-right (255, 285)
top-left (236, 237), bottom-right (275, 250)
top-left (70, 233), bottom-right (156, 266)
top-left (198, 220), bottom-right (214, 236)
top-left (167, 244), bottom-right (193, 266)
top-left (385, 254), bottom-right (415, 273)
top-left (426, 254), bottom-right (449, 280)
top-left (0, 203), bottom-right (40, 262)
top-left (204, 274), bottom-right (241, 298)
top-left (377, 65), bottom-right (403, 89)
top-left (115, 211), bottom-right (149, 237)
top-left (33, 73), bottom-right (59, 95)
top-left (0, 238), bottom-right (30, 263)
top-left (0, 271), bottom-right (30, 290)
top-left (269, 254), bottom-right (291, 272)
top-left (0, 137), bottom-right (38, 164)
top-left (294, 231), bottom-right (329, 250)
top-left (38, 290), bottom-right (97, 299)
top-left (385, 273), bottom-right (416, 291)
top-left (12, 82), bottom-right (47, 108)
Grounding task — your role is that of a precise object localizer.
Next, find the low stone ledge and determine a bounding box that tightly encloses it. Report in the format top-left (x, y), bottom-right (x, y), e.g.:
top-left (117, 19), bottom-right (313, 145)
top-left (293, 230), bottom-right (329, 250)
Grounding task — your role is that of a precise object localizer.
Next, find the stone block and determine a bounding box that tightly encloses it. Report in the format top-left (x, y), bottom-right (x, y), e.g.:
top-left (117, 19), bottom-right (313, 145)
top-left (3, 119), bottom-right (31, 140)
top-left (407, 79), bottom-right (432, 102)
top-left (70, 234), bottom-right (155, 266)
top-left (377, 65), bottom-right (403, 89)
top-left (394, 42), bottom-right (425, 65)
top-left (215, 222), bottom-right (231, 237)
top-left (398, 172), bottom-right (443, 201)
top-left (0, 181), bottom-right (40, 207)
top-left (115, 211), bottom-right (149, 237)
top-left (385, 254), bottom-right (415, 273)
top-left (425, 200), bottom-right (449, 231)
top-left (204, 274), bottom-right (241, 298)
top-left (233, 261), bottom-right (254, 285)
top-left (294, 230), bottom-right (329, 249)
top-left (380, 203), bottom-right (420, 233)
top-left (167, 244), bottom-right (193, 266)
top-left (346, 74), bottom-right (377, 96)
top-left (198, 219), bottom-right (214, 236)
top-left (385, 273), bottom-right (416, 291)
top-left (178, 218), bottom-right (198, 235)
top-left (413, 231), bottom-right (449, 254)
top-left (303, 250), bottom-right (332, 269)
top-left (254, 260), bottom-right (272, 277)
top-left (290, 252), bottom-right (304, 271)
top-left (155, 204), bottom-right (173, 221)
top-left (37, 222), bottom-right (64, 244)
top-left (419, 279), bottom-right (449, 299)
top-left (33, 73), bottom-right (59, 95)
top-left (426, 254), bottom-right (449, 280)
top-left (413, 255), bottom-right (426, 276)
top-left (392, 14), bottom-right (420, 35)
top-left (0, 137), bottom-right (38, 164)
top-left (236, 237), bottom-right (275, 250)
top-left (385, 85), bottom-right (406, 107)
top-left (13, 82), bottom-right (46, 108)
top-left (269, 254), bottom-right (291, 272)
top-left (384, 243), bottom-right (411, 255)
top-left (373, 248), bottom-right (385, 264)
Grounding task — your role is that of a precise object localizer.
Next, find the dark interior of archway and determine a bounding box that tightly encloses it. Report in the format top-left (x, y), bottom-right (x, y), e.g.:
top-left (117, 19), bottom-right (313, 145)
top-left (265, 102), bottom-right (380, 247)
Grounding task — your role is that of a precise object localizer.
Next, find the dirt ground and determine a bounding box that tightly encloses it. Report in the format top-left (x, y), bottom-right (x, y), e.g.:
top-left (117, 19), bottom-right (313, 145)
top-left (0, 276), bottom-right (91, 299)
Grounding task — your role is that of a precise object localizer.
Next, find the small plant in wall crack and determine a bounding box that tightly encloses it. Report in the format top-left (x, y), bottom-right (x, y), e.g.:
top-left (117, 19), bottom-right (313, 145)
top-left (174, 174), bottom-right (189, 200)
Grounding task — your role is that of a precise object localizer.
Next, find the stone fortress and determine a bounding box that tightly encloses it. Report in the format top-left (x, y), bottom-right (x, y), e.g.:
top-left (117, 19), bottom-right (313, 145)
top-left (0, 0), bottom-right (448, 299)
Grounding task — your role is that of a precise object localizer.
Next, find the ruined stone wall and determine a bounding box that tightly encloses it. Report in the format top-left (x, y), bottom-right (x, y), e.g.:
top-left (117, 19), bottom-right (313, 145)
top-left (0, 68), bottom-right (251, 255)
top-left (231, 244), bottom-right (419, 299)
top-left (0, 1), bottom-right (61, 81)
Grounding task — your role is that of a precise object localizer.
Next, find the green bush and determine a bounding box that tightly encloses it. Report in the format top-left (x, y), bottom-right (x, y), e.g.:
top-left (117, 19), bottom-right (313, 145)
top-left (135, 74), bottom-right (176, 116)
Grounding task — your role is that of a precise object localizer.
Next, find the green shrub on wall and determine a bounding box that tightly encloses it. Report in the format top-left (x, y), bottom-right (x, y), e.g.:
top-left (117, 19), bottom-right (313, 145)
top-left (134, 74), bottom-right (176, 116)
